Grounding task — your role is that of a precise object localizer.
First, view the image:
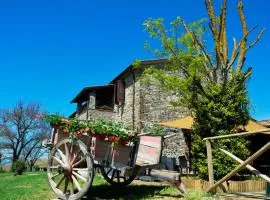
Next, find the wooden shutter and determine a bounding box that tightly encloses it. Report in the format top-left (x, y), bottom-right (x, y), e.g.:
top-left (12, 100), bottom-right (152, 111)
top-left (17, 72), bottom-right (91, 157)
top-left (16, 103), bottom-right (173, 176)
top-left (116, 80), bottom-right (125, 105)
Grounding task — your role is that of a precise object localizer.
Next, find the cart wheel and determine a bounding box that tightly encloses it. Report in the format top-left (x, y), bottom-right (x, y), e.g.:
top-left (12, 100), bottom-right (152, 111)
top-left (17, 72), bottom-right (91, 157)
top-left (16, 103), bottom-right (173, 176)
top-left (47, 138), bottom-right (94, 200)
top-left (100, 165), bottom-right (136, 186)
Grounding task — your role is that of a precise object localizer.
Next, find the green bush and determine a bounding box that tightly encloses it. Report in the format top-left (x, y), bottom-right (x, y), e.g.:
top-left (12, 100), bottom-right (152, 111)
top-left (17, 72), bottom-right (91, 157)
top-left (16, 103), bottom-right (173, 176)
top-left (185, 189), bottom-right (214, 200)
top-left (0, 167), bottom-right (6, 173)
top-left (12, 160), bottom-right (27, 175)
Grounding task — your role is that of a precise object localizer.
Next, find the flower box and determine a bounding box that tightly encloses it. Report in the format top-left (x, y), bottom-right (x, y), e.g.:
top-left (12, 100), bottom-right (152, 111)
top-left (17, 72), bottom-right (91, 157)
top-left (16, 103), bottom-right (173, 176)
top-left (110, 144), bottom-right (134, 169)
top-left (91, 136), bottom-right (135, 169)
top-left (91, 137), bottom-right (111, 163)
top-left (53, 129), bottom-right (90, 146)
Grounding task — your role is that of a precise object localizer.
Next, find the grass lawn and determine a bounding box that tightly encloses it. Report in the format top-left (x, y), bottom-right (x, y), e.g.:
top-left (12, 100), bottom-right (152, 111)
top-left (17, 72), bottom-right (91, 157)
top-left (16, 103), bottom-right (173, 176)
top-left (0, 172), bottom-right (187, 200)
top-left (0, 172), bottom-right (55, 200)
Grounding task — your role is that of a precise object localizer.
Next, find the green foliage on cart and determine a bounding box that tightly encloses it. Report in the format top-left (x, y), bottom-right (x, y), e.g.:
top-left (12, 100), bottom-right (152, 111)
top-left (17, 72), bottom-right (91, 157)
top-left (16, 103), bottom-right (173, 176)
top-left (43, 114), bottom-right (139, 144)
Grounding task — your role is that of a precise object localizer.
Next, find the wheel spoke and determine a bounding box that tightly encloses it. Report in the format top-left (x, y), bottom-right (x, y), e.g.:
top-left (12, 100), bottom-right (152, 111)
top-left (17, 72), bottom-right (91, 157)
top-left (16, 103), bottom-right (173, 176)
top-left (111, 170), bottom-right (116, 180)
top-left (49, 165), bottom-right (60, 169)
top-left (69, 143), bottom-right (74, 161)
top-left (117, 171), bottom-right (120, 183)
top-left (63, 177), bottom-right (69, 194)
top-left (70, 179), bottom-right (74, 195)
top-left (72, 157), bottom-right (85, 168)
top-left (51, 173), bottom-right (61, 179)
top-left (73, 168), bottom-right (88, 171)
top-left (56, 175), bottom-right (65, 188)
top-left (64, 143), bottom-right (70, 160)
top-left (56, 148), bottom-right (68, 163)
top-left (52, 156), bottom-right (65, 168)
top-left (71, 153), bottom-right (77, 164)
top-left (100, 166), bottom-right (136, 186)
top-left (106, 168), bottom-right (112, 175)
top-left (72, 175), bottom-right (81, 191)
top-left (73, 171), bottom-right (87, 182)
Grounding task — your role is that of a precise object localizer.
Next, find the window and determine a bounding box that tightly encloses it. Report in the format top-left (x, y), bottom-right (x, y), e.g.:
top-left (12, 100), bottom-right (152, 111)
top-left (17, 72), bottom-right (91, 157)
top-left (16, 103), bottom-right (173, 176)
top-left (95, 87), bottom-right (114, 110)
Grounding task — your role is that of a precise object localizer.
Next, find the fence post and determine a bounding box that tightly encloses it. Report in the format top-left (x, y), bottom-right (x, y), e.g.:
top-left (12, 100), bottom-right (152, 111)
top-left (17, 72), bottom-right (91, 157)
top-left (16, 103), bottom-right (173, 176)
top-left (206, 140), bottom-right (214, 188)
top-left (267, 169), bottom-right (270, 198)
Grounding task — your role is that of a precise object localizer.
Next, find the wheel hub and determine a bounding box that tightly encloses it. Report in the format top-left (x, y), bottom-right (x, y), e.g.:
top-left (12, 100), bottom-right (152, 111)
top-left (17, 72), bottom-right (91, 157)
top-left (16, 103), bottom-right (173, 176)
top-left (62, 164), bottom-right (72, 175)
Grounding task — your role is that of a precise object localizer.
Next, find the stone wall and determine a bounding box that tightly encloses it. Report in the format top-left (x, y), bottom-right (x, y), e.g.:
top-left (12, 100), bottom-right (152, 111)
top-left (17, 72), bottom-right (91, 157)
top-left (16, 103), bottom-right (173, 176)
top-left (161, 127), bottom-right (191, 171)
top-left (116, 71), bottom-right (190, 164)
top-left (162, 128), bottom-right (187, 158)
top-left (77, 108), bottom-right (116, 120)
top-left (87, 109), bottom-right (116, 119)
top-left (77, 110), bottom-right (87, 120)
top-left (117, 71), bottom-right (189, 131)
top-left (139, 80), bottom-right (189, 128)
top-left (117, 70), bottom-right (141, 131)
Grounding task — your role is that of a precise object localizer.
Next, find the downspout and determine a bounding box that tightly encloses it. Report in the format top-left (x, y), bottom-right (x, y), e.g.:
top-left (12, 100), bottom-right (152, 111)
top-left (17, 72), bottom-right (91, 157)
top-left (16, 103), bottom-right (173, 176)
top-left (86, 99), bottom-right (89, 120)
top-left (132, 72), bottom-right (136, 130)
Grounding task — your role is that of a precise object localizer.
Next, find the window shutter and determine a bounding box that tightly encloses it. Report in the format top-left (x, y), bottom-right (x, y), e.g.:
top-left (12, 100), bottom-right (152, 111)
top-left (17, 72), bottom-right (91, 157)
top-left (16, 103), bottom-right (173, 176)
top-left (116, 80), bottom-right (125, 105)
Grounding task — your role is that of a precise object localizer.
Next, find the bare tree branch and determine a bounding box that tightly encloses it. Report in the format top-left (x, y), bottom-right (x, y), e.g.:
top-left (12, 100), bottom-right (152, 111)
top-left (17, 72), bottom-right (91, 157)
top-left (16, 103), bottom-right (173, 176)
top-left (205, 0), bottom-right (222, 68)
top-left (218, 0), bottom-right (228, 65)
top-left (245, 28), bottom-right (266, 51)
top-left (182, 19), bottom-right (214, 81)
top-left (0, 102), bottom-right (49, 163)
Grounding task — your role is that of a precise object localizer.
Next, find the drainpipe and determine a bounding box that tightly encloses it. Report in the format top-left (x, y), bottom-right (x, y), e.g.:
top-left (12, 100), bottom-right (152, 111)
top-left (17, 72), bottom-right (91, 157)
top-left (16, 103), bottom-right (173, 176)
top-left (132, 72), bottom-right (136, 130)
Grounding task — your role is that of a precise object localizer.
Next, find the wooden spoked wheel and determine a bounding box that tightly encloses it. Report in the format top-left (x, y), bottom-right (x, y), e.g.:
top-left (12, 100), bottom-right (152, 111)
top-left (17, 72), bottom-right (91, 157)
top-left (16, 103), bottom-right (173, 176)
top-left (47, 138), bottom-right (94, 200)
top-left (100, 165), bottom-right (136, 186)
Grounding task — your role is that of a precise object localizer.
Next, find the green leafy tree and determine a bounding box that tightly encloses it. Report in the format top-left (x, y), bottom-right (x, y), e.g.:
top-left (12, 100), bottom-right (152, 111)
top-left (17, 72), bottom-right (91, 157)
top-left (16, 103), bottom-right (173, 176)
top-left (142, 0), bottom-right (265, 180)
top-left (12, 159), bottom-right (27, 175)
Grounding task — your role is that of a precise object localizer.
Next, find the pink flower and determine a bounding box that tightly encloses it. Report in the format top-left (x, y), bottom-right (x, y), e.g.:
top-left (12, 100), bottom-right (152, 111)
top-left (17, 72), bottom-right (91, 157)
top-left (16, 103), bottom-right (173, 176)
top-left (128, 132), bottom-right (135, 137)
top-left (35, 114), bottom-right (43, 120)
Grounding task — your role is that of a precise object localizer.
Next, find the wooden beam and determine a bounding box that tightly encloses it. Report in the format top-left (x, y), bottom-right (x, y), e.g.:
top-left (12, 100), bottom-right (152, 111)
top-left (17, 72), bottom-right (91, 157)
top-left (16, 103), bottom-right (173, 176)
top-left (203, 128), bottom-right (270, 141)
top-left (206, 140), bottom-right (214, 187)
top-left (219, 148), bottom-right (270, 183)
top-left (150, 169), bottom-right (187, 194)
top-left (164, 133), bottom-right (177, 139)
top-left (207, 141), bottom-right (270, 192)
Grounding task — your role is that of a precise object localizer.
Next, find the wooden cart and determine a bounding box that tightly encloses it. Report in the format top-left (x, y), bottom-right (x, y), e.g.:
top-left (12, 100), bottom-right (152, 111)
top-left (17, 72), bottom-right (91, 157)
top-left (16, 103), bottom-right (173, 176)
top-left (46, 128), bottom-right (186, 200)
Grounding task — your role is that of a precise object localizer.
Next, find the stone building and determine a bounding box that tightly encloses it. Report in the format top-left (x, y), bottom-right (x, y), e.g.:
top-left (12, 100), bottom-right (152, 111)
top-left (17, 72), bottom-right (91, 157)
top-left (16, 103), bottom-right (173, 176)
top-left (70, 59), bottom-right (191, 172)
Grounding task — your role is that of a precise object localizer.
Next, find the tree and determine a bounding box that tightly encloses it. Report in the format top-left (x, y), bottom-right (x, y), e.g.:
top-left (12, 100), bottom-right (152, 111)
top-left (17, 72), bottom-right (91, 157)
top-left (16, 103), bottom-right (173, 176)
top-left (0, 151), bottom-right (3, 170)
top-left (142, 0), bottom-right (265, 179)
top-left (22, 131), bottom-right (48, 171)
top-left (0, 101), bottom-right (50, 170)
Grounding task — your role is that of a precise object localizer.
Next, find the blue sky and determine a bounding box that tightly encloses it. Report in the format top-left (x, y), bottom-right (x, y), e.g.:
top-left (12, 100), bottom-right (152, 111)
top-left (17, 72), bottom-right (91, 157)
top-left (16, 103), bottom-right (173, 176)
top-left (0, 0), bottom-right (269, 120)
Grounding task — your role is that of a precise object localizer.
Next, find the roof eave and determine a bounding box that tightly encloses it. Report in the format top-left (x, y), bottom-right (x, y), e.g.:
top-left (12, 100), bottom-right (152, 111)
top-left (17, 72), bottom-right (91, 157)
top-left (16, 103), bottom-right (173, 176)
top-left (70, 84), bottom-right (114, 104)
top-left (110, 58), bottom-right (168, 83)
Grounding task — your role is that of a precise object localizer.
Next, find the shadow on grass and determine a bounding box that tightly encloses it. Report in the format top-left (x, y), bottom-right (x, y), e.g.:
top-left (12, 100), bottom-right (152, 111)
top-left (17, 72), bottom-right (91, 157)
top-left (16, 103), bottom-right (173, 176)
top-left (86, 184), bottom-right (182, 199)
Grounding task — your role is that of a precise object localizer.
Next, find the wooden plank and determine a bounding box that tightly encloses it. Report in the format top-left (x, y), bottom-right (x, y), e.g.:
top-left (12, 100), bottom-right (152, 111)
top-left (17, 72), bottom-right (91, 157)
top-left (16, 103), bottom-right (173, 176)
top-left (92, 139), bottom-right (111, 159)
top-left (267, 170), bottom-right (270, 198)
top-left (217, 192), bottom-right (266, 199)
top-left (111, 145), bottom-right (133, 167)
top-left (136, 136), bottom-right (162, 165)
top-left (136, 145), bottom-right (161, 164)
top-left (150, 169), bottom-right (187, 194)
top-left (203, 128), bottom-right (270, 141)
top-left (139, 136), bottom-right (162, 148)
top-left (150, 169), bottom-right (180, 180)
top-left (219, 148), bottom-right (270, 183)
top-left (181, 178), bottom-right (266, 192)
top-left (206, 140), bottom-right (214, 187)
top-left (207, 141), bottom-right (270, 192)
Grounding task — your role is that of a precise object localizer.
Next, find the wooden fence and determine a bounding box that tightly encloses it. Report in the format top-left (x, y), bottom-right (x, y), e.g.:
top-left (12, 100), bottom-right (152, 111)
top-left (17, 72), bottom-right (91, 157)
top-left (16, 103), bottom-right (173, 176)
top-left (181, 178), bottom-right (266, 192)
